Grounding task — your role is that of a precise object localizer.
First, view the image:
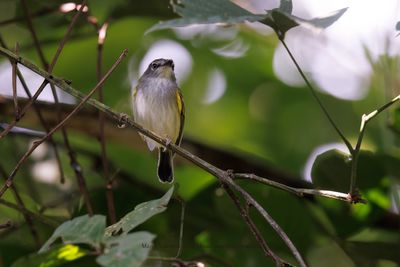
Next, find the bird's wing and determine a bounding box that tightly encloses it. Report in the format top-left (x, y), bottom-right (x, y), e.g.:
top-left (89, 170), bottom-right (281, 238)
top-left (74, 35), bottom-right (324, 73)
top-left (175, 89), bottom-right (185, 146)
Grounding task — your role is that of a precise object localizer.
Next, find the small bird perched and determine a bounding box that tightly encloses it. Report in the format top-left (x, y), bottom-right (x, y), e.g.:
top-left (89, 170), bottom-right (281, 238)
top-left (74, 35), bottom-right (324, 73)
top-left (132, 58), bottom-right (185, 183)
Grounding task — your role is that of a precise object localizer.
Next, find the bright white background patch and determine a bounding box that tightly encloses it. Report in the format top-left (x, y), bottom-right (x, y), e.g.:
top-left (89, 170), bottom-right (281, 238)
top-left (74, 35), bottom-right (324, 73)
top-left (0, 62), bottom-right (75, 103)
top-left (303, 142), bottom-right (350, 182)
top-left (202, 68), bottom-right (227, 104)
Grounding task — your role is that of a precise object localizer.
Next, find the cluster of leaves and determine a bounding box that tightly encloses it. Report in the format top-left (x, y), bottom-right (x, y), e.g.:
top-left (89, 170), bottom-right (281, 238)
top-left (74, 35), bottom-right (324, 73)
top-left (12, 187), bottom-right (174, 267)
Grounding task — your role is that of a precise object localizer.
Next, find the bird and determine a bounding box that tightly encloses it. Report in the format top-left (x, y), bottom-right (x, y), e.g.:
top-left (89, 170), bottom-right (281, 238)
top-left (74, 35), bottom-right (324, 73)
top-left (132, 58), bottom-right (185, 183)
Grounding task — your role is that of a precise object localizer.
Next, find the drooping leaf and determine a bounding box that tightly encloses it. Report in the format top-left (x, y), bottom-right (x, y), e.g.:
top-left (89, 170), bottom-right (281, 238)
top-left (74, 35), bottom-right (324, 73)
top-left (96, 232), bottom-right (155, 267)
top-left (12, 244), bottom-right (87, 267)
top-left (146, 0), bottom-right (265, 33)
top-left (262, 7), bottom-right (348, 37)
top-left (105, 186), bottom-right (174, 236)
top-left (39, 215), bottom-right (106, 253)
top-left (311, 149), bottom-right (351, 192)
top-left (147, 0), bottom-right (347, 38)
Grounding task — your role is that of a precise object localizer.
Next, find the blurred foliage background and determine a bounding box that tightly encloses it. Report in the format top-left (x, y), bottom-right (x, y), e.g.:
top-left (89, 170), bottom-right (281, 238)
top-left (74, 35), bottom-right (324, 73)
top-left (0, 0), bottom-right (399, 266)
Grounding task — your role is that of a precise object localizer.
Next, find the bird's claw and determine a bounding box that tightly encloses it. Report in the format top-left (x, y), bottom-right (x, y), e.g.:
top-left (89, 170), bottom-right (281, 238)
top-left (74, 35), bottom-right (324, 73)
top-left (118, 113), bottom-right (129, 128)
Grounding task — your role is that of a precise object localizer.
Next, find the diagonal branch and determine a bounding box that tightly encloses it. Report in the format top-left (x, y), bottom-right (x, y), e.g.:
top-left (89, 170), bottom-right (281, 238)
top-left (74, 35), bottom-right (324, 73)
top-left (0, 165), bottom-right (40, 247)
top-left (223, 184), bottom-right (291, 266)
top-left (0, 49), bottom-right (128, 200)
top-left (0, 35), bottom-right (66, 184)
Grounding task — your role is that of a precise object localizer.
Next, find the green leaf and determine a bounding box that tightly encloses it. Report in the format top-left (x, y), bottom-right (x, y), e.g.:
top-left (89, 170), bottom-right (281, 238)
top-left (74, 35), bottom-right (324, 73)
top-left (105, 186), bottom-right (174, 236)
top-left (262, 7), bottom-right (348, 37)
top-left (146, 0), bottom-right (265, 33)
top-left (12, 244), bottom-right (87, 267)
top-left (96, 232), bottom-right (155, 267)
top-left (147, 0), bottom-right (347, 38)
top-left (40, 215), bottom-right (106, 253)
top-left (311, 149), bottom-right (351, 192)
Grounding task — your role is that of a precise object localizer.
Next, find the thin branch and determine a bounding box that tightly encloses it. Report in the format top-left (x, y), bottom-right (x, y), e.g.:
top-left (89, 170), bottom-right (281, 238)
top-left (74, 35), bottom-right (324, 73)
top-left (174, 197), bottom-right (186, 259)
top-left (20, 0), bottom-right (48, 68)
top-left (0, 199), bottom-right (58, 227)
top-left (0, 80), bottom-right (48, 139)
top-left (279, 37), bottom-right (353, 153)
top-left (0, 35), bottom-right (66, 184)
top-left (0, 6), bottom-right (56, 26)
top-left (235, 173), bottom-right (366, 204)
top-left (12, 43), bottom-right (20, 119)
top-left (0, 165), bottom-right (40, 248)
top-left (223, 184), bottom-right (290, 266)
top-left (227, 179), bottom-right (307, 267)
top-left (0, 49), bottom-right (128, 200)
top-left (0, 220), bottom-right (13, 230)
top-left (349, 94), bottom-right (400, 195)
top-left (96, 22), bottom-right (116, 224)
top-left (48, 0), bottom-right (88, 73)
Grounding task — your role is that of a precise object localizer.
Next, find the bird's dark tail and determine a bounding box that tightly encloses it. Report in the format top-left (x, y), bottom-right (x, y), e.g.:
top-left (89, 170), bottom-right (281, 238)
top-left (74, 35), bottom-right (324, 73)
top-left (157, 149), bottom-right (173, 183)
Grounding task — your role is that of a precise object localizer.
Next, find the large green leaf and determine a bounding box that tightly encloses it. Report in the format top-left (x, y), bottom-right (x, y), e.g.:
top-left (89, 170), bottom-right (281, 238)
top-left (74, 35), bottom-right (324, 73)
top-left (146, 0), bottom-right (265, 33)
top-left (311, 149), bottom-right (351, 192)
top-left (39, 215), bottom-right (106, 253)
top-left (147, 0), bottom-right (347, 37)
top-left (96, 232), bottom-right (155, 267)
top-left (12, 244), bottom-right (87, 267)
top-left (105, 186), bottom-right (174, 236)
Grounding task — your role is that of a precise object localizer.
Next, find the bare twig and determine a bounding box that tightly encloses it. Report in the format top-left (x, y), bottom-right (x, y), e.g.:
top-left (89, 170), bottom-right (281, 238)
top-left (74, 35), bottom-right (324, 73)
top-left (48, 0), bottom-right (88, 73)
top-left (0, 220), bottom-right (13, 230)
top-left (0, 7), bottom-right (56, 26)
top-left (223, 184), bottom-right (290, 266)
top-left (174, 197), bottom-right (186, 259)
top-left (0, 49), bottom-right (128, 200)
top-left (11, 43), bottom-right (20, 119)
top-left (0, 35), bottom-right (66, 184)
top-left (96, 21), bottom-right (116, 224)
top-left (235, 173), bottom-right (366, 204)
top-left (231, 180), bottom-right (307, 266)
top-left (0, 199), bottom-right (58, 227)
top-left (0, 165), bottom-right (40, 247)
top-left (278, 37), bottom-right (353, 153)
top-left (0, 80), bottom-right (48, 139)
top-left (349, 94), bottom-right (400, 195)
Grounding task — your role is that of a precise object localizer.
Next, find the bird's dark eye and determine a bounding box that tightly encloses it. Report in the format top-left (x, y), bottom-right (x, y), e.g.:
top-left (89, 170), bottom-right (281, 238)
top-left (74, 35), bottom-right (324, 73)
top-left (151, 63), bottom-right (158, 70)
top-left (171, 62), bottom-right (175, 70)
